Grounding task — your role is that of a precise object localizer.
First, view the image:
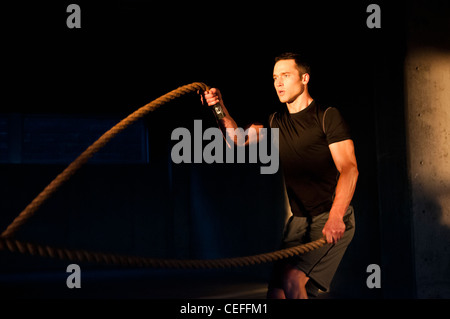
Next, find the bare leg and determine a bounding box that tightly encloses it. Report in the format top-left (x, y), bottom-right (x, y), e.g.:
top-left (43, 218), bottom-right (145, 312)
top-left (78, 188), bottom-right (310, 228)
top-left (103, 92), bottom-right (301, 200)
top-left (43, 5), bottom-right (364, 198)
top-left (283, 265), bottom-right (310, 299)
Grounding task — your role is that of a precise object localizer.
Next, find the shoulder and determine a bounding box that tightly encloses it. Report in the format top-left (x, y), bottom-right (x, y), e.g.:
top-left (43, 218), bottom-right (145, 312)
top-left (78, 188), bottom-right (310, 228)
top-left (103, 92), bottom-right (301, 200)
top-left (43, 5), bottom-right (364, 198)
top-left (313, 101), bottom-right (344, 122)
top-left (322, 106), bottom-right (346, 126)
top-left (321, 106), bottom-right (352, 144)
top-left (310, 101), bottom-right (333, 132)
top-left (268, 111), bottom-right (282, 127)
top-left (313, 101), bottom-right (333, 117)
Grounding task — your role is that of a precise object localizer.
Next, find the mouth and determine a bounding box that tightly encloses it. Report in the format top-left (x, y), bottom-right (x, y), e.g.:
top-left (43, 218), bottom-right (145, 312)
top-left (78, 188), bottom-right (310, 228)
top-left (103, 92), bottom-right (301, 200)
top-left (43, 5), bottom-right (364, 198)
top-left (278, 90), bottom-right (285, 96)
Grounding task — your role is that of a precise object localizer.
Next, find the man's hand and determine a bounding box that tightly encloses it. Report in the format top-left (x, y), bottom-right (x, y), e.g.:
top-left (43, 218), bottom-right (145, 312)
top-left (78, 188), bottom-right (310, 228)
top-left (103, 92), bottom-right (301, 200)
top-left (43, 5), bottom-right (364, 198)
top-left (202, 88), bottom-right (223, 107)
top-left (322, 214), bottom-right (346, 244)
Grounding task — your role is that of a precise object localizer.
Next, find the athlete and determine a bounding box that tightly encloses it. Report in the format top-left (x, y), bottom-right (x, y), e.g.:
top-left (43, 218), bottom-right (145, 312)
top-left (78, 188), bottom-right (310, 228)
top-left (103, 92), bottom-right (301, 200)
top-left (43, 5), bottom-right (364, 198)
top-left (202, 52), bottom-right (358, 299)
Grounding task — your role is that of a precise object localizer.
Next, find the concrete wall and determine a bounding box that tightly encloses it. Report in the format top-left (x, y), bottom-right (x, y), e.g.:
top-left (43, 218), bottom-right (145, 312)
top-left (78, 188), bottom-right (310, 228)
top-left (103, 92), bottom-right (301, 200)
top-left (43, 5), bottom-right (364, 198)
top-left (405, 1), bottom-right (450, 298)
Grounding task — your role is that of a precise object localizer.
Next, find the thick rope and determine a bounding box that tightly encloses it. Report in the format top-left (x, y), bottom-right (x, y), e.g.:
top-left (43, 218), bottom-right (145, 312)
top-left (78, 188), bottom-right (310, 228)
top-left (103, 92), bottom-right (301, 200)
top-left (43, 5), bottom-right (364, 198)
top-left (1, 82), bottom-right (209, 238)
top-left (0, 237), bottom-right (327, 269)
top-left (0, 82), bottom-right (328, 269)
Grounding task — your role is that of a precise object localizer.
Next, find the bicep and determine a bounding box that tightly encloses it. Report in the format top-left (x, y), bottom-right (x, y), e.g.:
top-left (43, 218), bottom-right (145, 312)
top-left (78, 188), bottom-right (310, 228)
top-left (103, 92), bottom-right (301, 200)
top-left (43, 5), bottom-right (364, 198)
top-left (328, 139), bottom-right (358, 173)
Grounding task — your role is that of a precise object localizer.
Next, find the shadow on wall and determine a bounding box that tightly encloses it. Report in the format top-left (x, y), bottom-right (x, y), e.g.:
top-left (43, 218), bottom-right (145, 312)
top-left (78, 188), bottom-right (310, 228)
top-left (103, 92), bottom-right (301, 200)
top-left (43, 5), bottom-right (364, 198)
top-left (411, 187), bottom-right (450, 298)
top-left (404, 44), bottom-right (450, 298)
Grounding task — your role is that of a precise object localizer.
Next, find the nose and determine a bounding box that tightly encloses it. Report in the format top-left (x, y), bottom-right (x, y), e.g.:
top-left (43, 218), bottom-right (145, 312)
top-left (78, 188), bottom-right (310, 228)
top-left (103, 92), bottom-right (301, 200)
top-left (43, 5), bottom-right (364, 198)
top-left (275, 78), bottom-right (283, 88)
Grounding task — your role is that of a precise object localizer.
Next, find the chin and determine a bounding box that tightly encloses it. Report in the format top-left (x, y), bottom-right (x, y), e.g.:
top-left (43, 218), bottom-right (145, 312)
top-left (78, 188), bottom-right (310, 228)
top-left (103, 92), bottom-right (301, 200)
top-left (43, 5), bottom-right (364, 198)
top-left (278, 96), bottom-right (288, 103)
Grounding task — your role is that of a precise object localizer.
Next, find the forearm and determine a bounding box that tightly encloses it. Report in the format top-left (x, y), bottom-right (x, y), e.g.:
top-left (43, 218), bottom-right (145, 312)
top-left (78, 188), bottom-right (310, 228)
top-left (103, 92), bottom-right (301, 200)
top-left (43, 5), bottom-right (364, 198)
top-left (329, 166), bottom-right (359, 219)
top-left (214, 103), bottom-right (238, 130)
top-left (204, 88), bottom-right (262, 147)
top-left (211, 103), bottom-right (242, 147)
top-left (212, 103), bottom-right (263, 147)
top-left (324, 139), bottom-right (358, 243)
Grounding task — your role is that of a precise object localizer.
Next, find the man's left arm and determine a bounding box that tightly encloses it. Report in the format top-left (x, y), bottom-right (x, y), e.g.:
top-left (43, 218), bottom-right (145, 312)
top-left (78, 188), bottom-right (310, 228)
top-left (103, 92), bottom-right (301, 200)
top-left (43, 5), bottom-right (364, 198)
top-left (322, 139), bottom-right (359, 244)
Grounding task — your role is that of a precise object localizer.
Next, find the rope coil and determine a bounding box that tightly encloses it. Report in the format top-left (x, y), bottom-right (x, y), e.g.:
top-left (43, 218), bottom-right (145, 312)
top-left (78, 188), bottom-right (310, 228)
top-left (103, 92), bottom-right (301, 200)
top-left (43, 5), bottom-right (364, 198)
top-left (0, 82), bottom-right (328, 269)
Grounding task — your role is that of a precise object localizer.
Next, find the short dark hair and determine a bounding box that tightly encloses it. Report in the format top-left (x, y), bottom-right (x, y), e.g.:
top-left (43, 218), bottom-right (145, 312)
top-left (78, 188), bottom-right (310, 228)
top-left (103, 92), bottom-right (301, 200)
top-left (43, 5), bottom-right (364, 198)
top-left (274, 52), bottom-right (311, 75)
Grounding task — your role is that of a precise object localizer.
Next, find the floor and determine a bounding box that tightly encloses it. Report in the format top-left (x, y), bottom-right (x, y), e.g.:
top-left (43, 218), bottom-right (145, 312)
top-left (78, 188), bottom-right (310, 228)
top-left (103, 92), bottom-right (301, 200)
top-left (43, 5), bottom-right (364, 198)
top-left (0, 267), bottom-right (272, 299)
top-left (0, 266), bottom-right (339, 299)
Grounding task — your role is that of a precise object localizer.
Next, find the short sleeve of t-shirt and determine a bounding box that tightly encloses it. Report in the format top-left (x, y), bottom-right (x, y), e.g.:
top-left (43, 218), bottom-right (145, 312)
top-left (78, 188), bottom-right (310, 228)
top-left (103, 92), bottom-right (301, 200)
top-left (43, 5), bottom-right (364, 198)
top-left (323, 107), bottom-right (352, 145)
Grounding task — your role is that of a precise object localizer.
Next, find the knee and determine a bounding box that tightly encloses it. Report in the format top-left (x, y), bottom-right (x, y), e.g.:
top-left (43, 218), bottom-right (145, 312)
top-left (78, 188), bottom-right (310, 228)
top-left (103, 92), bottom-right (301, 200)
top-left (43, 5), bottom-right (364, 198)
top-left (283, 266), bottom-right (308, 290)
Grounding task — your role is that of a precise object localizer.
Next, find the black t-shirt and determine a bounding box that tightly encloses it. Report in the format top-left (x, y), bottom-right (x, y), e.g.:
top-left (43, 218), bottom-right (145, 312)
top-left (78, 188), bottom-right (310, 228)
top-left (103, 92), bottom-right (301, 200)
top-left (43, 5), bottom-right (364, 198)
top-left (269, 100), bottom-right (352, 217)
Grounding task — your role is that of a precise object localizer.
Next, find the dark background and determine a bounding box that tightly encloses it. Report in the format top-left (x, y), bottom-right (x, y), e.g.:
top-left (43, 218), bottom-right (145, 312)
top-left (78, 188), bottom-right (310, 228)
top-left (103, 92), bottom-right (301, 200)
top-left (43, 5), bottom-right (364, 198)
top-left (0, 0), bottom-right (446, 301)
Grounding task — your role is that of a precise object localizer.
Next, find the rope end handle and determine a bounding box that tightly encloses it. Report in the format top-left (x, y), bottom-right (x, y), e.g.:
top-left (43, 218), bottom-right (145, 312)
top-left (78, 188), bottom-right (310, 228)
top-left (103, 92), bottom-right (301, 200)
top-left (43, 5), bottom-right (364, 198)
top-left (196, 83), bottom-right (226, 120)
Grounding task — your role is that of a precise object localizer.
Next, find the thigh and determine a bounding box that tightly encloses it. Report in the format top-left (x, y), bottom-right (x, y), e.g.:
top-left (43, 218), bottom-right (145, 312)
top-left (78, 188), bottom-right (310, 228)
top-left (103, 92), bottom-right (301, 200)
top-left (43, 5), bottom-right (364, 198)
top-left (281, 215), bottom-right (309, 248)
top-left (292, 206), bottom-right (356, 291)
top-left (268, 215), bottom-right (309, 290)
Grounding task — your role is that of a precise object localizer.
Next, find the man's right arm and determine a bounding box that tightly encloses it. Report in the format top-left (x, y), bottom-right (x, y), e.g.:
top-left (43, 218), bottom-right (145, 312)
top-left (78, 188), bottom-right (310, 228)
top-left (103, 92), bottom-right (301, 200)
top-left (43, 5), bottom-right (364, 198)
top-left (203, 88), bottom-right (264, 146)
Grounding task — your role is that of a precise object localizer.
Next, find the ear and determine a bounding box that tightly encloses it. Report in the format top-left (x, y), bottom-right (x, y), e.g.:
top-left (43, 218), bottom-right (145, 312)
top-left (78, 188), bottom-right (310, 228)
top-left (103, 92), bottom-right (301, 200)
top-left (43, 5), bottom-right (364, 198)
top-left (302, 73), bottom-right (310, 84)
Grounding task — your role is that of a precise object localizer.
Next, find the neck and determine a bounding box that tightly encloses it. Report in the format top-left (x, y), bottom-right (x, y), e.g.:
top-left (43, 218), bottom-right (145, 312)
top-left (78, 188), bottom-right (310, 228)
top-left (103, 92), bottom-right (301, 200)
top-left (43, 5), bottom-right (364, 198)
top-left (286, 92), bottom-right (313, 113)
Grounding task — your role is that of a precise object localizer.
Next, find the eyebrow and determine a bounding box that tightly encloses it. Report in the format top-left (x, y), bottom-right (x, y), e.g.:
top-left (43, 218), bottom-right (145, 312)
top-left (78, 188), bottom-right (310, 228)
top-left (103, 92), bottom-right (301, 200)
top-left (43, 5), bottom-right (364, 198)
top-left (273, 72), bottom-right (290, 78)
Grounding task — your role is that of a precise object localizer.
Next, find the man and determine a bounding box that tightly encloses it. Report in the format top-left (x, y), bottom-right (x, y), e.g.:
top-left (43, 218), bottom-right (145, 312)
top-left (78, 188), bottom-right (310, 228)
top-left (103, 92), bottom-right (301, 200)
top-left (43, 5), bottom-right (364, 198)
top-left (202, 52), bottom-right (358, 299)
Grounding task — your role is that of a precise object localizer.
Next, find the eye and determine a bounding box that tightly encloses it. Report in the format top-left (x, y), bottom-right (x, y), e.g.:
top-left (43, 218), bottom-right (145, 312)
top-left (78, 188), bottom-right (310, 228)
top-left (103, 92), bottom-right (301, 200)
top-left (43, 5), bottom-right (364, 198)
top-left (283, 74), bottom-right (290, 78)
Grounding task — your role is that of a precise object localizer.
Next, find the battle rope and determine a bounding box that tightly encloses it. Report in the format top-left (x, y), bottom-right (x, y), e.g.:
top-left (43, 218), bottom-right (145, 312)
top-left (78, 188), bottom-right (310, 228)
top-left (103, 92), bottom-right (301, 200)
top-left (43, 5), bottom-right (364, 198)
top-left (0, 237), bottom-right (327, 269)
top-left (1, 82), bottom-right (209, 238)
top-left (0, 82), bottom-right (328, 268)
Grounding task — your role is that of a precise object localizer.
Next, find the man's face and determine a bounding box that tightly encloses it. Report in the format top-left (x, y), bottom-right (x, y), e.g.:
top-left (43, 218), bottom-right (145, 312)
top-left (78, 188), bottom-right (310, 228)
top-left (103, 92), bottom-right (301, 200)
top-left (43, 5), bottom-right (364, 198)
top-left (273, 59), bottom-right (306, 104)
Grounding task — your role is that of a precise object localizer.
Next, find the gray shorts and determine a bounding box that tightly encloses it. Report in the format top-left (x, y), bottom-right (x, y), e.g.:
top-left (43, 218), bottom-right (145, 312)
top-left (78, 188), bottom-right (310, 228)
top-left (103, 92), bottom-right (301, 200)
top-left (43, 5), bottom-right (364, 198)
top-left (268, 205), bottom-right (355, 297)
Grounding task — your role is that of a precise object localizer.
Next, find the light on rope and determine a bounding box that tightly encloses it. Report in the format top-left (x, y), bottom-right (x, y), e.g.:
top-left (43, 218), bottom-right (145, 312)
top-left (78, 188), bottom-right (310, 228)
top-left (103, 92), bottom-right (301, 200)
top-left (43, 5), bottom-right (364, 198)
top-left (0, 82), bottom-right (327, 269)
